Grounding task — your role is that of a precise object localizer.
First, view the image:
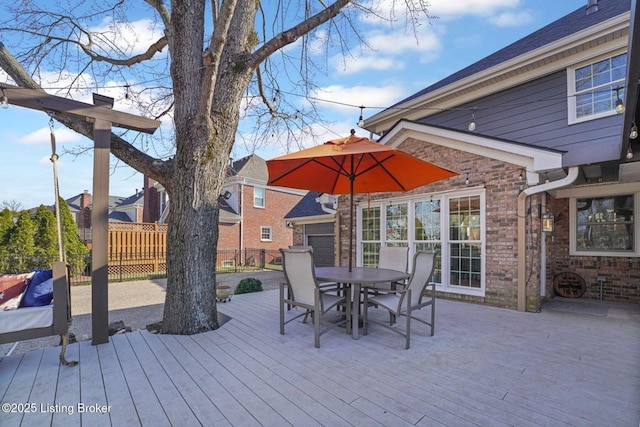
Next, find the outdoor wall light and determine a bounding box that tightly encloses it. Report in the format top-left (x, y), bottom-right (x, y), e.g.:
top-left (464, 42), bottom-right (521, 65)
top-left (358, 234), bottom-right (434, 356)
top-left (542, 212), bottom-right (555, 233)
top-left (220, 190), bottom-right (232, 201)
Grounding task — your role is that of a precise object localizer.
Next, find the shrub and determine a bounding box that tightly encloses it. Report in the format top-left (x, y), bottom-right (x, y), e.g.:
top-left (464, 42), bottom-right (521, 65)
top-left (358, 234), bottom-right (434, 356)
top-left (234, 277), bottom-right (263, 294)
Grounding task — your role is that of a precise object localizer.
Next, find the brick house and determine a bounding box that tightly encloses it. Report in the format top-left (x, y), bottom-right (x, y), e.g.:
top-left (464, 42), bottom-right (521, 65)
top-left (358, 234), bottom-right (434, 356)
top-left (151, 154), bottom-right (304, 255)
top-left (291, 0), bottom-right (640, 311)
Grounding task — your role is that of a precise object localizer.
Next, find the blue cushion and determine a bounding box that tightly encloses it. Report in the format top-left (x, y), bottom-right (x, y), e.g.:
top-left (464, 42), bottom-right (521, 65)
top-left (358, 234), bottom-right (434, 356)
top-left (20, 269), bottom-right (54, 307)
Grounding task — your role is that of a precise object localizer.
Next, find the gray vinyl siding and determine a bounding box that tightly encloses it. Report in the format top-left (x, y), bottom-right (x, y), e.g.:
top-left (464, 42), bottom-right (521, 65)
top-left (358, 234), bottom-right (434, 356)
top-left (419, 71), bottom-right (623, 167)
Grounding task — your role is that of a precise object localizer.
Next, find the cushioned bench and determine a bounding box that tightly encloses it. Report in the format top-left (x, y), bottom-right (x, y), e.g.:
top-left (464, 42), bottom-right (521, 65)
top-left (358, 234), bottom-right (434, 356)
top-left (0, 262), bottom-right (76, 365)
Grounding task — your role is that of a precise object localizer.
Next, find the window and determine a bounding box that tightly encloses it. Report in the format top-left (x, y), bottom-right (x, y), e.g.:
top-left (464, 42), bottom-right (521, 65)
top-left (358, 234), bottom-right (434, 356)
top-left (361, 206), bottom-right (381, 268)
top-left (568, 52), bottom-right (627, 123)
top-left (254, 187), bottom-right (265, 208)
top-left (448, 196), bottom-right (482, 289)
top-left (358, 190), bottom-right (485, 295)
top-left (260, 226), bottom-right (272, 241)
top-left (571, 192), bottom-right (637, 256)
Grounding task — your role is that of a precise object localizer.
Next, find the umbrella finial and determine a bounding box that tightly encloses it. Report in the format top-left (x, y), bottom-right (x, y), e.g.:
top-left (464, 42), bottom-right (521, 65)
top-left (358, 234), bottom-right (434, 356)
top-left (350, 129), bottom-right (356, 135)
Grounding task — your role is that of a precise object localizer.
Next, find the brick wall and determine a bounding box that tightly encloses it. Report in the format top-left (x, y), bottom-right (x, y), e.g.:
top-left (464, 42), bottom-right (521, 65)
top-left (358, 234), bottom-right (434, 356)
top-left (546, 197), bottom-right (640, 303)
top-left (218, 222), bottom-right (240, 250)
top-left (241, 186), bottom-right (301, 251)
top-left (336, 137), bottom-right (547, 310)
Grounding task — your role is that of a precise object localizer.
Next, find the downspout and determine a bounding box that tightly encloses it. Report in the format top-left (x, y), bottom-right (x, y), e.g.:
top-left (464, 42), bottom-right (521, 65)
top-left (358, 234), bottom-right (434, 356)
top-left (516, 167), bottom-right (579, 311)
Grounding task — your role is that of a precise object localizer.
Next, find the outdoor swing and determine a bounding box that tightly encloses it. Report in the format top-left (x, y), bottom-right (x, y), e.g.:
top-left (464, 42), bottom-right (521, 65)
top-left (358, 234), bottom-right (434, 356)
top-left (0, 114), bottom-right (77, 366)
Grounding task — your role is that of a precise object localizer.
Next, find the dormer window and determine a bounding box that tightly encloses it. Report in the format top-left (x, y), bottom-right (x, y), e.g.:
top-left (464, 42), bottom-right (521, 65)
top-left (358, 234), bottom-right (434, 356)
top-left (568, 52), bottom-right (627, 123)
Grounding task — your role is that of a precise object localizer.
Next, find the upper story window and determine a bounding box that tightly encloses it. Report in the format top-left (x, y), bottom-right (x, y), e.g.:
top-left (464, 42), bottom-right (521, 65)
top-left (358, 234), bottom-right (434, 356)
top-left (568, 52), bottom-right (627, 123)
top-left (254, 187), bottom-right (265, 208)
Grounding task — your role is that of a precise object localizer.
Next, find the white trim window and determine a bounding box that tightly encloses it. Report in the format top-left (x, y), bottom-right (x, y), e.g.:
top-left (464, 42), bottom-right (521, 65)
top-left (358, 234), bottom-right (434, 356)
top-left (254, 187), bottom-right (265, 208)
top-left (358, 189), bottom-right (486, 296)
top-left (570, 185), bottom-right (639, 257)
top-left (260, 226), bottom-right (272, 242)
top-left (568, 51), bottom-right (627, 124)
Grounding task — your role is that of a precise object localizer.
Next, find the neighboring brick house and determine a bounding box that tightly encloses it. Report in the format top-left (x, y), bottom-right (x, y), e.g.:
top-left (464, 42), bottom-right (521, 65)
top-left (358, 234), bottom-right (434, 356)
top-left (220, 154), bottom-right (305, 253)
top-left (292, 0), bottom-right (640, 311)
top-left (151, 154), bottom-right (305, 254)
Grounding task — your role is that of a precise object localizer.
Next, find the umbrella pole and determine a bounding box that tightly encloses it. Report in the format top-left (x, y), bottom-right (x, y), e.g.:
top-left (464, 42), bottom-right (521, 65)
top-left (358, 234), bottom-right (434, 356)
top-left (349, 175), bottom-right (354, 272)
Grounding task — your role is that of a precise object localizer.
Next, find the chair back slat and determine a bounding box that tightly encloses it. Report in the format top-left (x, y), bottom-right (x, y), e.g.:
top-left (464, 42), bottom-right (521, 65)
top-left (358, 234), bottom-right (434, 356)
top-left (378, 246), bottom-right (409, 272)
top-left (405, 251), bottom-right (438, 307)
top-left (281, 248), bottom-right (317, 306)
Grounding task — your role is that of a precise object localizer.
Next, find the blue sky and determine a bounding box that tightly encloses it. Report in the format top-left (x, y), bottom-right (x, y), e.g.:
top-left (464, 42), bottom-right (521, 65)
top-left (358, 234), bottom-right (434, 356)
top-left (0, 0), bottom-right (586, 209)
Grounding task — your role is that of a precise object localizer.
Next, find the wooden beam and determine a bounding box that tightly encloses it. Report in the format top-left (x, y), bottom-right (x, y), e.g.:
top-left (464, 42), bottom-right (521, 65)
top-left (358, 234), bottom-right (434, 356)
top-left (91, 116), bottom-right (111, 345)
top-left (1, 83), bottom-right (161, 134)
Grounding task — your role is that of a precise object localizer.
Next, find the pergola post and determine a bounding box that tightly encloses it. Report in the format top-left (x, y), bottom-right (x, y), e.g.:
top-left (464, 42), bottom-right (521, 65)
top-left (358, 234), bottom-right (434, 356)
top-left (91, 117), bottom-right (112, 345)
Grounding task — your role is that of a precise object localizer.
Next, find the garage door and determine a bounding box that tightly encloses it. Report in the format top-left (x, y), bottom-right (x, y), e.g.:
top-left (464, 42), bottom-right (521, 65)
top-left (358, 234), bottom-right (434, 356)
top-left (305, 223), bottom-right (334, 267)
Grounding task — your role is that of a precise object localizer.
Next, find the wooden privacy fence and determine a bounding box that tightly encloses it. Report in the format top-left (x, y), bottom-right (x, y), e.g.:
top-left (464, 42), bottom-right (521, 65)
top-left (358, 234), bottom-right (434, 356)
top-left (106, 223), bottom-right (281, 280)
top-left (108, 222), bottom-right (168, 277)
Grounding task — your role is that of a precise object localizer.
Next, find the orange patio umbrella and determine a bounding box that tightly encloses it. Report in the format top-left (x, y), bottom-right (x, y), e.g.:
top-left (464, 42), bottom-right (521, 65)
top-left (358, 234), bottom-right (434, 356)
top-left (267, 130), bottom-right (458, 270)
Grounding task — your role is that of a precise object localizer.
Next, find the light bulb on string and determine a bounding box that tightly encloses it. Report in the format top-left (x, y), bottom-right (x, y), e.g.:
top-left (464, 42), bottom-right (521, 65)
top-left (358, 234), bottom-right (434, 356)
top-left (626, 143), bottom-right (634, 160)
top-left (613, 87), bottom-right (625, 114)
top-left (467, 109), bottom-right (476, 131)
top-left (358, 106), bottom-right (365, 128)
top-left (630, 121), bottom-right (638, 139)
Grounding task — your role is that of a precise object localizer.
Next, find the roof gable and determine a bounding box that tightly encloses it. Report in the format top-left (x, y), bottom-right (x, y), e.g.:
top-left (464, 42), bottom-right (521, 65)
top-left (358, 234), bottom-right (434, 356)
top-left (226, 154), bottom-right (268, 182)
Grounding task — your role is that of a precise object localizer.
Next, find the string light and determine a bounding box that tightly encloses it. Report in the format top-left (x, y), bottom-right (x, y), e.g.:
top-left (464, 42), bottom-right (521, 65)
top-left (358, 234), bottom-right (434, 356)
top-left (0, 87), bottom-right (8, 109)
top-left (465, 173), bottom-right (470, 185)
top-left (467, 109), bottom-right (477, 131)
top-left (626, 143), bottom-right (634, 160)
top-left (357, 106), bottom-right (365, 127)
top-left (630, 120), bottom-right (638, 139)
top-left (613, 87), bottom-right (624, 114)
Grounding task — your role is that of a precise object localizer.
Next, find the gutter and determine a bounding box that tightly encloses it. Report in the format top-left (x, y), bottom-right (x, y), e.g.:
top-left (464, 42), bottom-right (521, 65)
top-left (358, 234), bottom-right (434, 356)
top-left (516, 167), bottom-right (579, 311)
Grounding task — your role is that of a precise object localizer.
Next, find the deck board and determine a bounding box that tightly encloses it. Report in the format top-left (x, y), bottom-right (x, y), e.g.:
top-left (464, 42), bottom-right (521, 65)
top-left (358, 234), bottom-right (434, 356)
top-left (1, 290), bottom-right (639, 426)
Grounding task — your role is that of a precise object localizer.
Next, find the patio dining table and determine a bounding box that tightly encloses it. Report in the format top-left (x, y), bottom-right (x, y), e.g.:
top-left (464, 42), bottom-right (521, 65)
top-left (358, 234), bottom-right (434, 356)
top-left (315, 267), bottom-right (410, 339)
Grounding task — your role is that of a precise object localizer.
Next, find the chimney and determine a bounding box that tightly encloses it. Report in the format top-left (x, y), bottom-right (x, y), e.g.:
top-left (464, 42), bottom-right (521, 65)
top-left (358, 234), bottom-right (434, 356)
top-left (80, 190), bottom-right (92, 229)
top-left (142, 175), bottom-right (160, 222)
top-left (80, 190), bottom-right (91, 209)
top-left (586, 0), bottom-right (598, 15)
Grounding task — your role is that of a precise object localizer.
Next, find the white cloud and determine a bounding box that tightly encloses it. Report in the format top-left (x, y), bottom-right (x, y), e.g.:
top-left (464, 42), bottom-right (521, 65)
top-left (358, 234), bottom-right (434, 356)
top-left (489, 10), bottom-right (535, 27)
top-left (426, 0), bottom-right (521, 17)
top-left (332, 55), bottom-right (404, 75)
top-left (18, 127), bottom-right (83, 146)
top-left (311, 84), bottom-right (407, 114)
top-left (89, 18), bottom-right (166, 56)
top-left (329, 24), bottom-right (442, 75)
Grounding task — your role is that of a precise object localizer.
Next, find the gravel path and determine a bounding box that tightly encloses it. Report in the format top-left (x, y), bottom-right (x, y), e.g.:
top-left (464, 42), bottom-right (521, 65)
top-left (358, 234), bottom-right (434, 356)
top-left (1, 270), bottom-right (285, 356)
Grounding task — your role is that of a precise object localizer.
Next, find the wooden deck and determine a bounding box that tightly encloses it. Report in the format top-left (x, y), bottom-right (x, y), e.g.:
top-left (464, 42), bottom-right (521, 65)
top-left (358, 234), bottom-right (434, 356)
top-left (1, 290), bottom-right (639, 426)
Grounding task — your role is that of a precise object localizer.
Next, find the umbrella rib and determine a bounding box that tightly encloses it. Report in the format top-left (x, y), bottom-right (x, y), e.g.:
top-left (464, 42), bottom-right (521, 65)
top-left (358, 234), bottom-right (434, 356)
top-left (356, 153), bottom-right (409, 191)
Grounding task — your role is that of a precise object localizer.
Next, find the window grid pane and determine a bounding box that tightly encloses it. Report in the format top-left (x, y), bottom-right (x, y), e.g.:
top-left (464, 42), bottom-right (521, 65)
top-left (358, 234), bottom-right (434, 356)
top-left (574, 53), bottom-right (627, 118)
top-left (260, 226), bottom-right (272, 241)
top-left (386, 203), bottom-right (408, 241)
top-left (448, 195), bottom-right (481, 289)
